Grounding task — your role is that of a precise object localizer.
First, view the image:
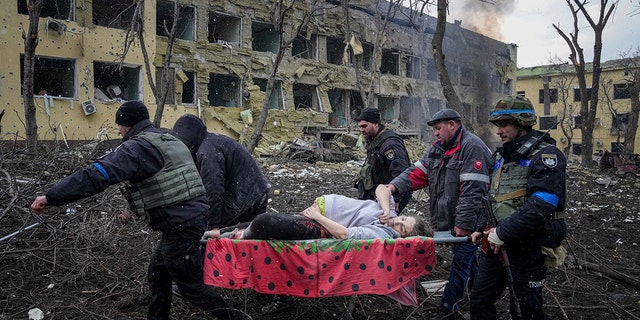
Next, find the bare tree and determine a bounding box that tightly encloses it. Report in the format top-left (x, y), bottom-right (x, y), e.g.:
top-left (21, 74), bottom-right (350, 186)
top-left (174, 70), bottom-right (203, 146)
top-left (121, 0), bottom-right (181, 127)
top-left (599, 73), bottom-right (625, 152)
top-left (20, 0), bottom-right (45, 152)
top-left (246, 0), bottom-right (322, 153)
top-left (553, 0), bottom-right (616, 167)
top-left (431, 0), bottom-right (469, 128)
top-left (342, 0), bottom-right (404, 109)
top-left (548, 59), bottom-right (578, 156)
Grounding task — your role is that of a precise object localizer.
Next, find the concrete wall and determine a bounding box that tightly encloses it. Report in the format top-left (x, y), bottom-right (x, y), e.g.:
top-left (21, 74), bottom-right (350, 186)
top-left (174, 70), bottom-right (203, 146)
top-left (1, 0), bottom-right (516, 152)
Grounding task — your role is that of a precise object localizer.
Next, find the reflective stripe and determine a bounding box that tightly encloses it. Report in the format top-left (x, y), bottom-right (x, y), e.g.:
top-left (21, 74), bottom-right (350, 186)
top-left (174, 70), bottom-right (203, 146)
top-left (491, 109), bottom-right (535, 116)
top-left (460, 172), bottom-right (490, 183)
top-left (93, 163), bottom-right (110, 184)
top-left (532, 191), bottom-right (559, 207)
top-left (415, 160), bottom-right (427, 175)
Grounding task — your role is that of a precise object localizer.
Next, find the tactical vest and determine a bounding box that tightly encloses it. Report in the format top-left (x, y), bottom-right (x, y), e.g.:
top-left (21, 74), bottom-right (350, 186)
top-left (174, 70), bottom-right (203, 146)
top-left (125, 132), bottom-right (206, 219)
top-left (490, 141), bottom-right (552, 221)
top-left (359, 128), bottom-right (403, 191)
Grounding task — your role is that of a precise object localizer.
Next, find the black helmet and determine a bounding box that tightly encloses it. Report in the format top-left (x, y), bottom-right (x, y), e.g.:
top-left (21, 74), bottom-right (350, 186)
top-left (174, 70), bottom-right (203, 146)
top-left (427, 109), bottom-right (461, 126)
top-left (490, 96), bottom-right (537, 127)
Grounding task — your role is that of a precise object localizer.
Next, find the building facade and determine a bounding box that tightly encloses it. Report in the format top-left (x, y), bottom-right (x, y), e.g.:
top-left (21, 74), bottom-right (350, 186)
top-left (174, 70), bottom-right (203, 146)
top-left (516, 59), bottom-right (640, 158)
top-left (1, 0), bottom-right (516, 151)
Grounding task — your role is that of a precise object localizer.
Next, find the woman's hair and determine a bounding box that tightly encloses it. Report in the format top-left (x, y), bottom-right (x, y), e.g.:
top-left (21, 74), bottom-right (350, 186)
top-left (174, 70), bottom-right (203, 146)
top-left (407, 215), bottom-right (433, 237)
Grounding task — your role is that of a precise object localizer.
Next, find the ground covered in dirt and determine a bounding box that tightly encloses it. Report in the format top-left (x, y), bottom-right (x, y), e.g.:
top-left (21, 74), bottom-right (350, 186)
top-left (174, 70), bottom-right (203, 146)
top-left (1, 141), bottom-right (639, 320)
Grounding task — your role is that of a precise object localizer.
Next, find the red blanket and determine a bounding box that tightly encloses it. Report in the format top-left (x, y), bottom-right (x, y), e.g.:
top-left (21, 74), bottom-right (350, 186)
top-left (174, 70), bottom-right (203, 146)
top-left (203, 237), bottom-right (436, 306)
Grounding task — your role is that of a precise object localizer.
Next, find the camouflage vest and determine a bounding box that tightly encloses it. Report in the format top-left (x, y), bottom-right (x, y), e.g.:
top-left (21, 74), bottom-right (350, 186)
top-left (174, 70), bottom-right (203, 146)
top-left (490, 141), bottom-right (552, 221)
top-left (125, 131), bottom-right (205, 219)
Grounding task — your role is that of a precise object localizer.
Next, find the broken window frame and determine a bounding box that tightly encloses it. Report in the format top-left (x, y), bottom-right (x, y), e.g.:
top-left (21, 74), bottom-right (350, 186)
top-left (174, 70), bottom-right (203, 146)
top-left (208, 11), bottom-right (242, 46)
top-left (18, 0), bottom-right (75, 20)
top-left (20, 55), bottom-right (76, 99)
top-left (180, 70), bottom-right (196, 105)
top-left (327, 89), bottom-right (348, 128)
top-left (93, 61), bottom-right (142, 102)
top-left (254, 78), bottom-right (284, 110)
top-left (292, 83), bottom-right (320, 111)
top-left (613, 83), bottom-right (631, 100)
top-left (292, 32), bottom-right (317, 59)
top-left (406, 55), bottom-right (422, 79)
top-left (538, 115), bottom-right (558, 130)
top-left (208, 73), bottom-right (241, 107)
top-left (378, 96), bottom-right (398, 122)
top-left (326, 36), bottom-right (345, 65)
top-left (156, 1), bottom-right (197, 41)
top-left (92, 0), bottom-right (136, 30)
top-left (155, 67), bottom-right (175, 104)
top-left (251, 21), bottom-right (279, 54)
top-left (380, 50), bottom-right (400, 76)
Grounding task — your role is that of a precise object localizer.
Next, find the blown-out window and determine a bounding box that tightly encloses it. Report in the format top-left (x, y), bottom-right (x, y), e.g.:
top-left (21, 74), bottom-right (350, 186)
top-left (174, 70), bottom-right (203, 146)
top-left (20, 55), bottom-right (76, 99)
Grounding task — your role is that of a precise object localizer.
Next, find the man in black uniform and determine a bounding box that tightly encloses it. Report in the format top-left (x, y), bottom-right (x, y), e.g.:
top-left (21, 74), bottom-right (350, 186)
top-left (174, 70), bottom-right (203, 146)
top-left (470, 96), bottom-right (567, 320)
top-left (172, 114), bottom-right (271, 229)
top-left (31, 101), bottom-right (248, 320)
top-left (354, 107), bottom-right (412, 212)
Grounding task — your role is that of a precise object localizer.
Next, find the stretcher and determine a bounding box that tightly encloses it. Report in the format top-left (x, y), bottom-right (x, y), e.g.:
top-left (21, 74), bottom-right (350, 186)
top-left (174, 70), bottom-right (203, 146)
top-left (202, 232), bottom-right (468, 306)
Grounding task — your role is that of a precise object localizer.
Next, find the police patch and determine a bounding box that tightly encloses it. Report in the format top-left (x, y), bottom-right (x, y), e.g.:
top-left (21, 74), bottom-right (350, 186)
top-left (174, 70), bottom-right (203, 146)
top-left (541, 154), bottom-right (558, 168)
top-left (384, 149), bottom-right (396, 160)
top-left (474, 160), bottom-right (483, 171)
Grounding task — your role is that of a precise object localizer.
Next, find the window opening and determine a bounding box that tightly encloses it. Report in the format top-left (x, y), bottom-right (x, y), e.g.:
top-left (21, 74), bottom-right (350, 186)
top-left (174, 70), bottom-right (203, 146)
top-left (93, 61), bottom-right (141, 101)
top-left (208, 74), bottom-right (240, 107)
top-left (20, 55), bottom-right (76, 99)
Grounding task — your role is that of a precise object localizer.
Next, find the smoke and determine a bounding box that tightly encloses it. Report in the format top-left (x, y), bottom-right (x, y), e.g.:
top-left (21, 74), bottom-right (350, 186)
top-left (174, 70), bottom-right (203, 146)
top-left (452, 0), bottom-right (516, 41)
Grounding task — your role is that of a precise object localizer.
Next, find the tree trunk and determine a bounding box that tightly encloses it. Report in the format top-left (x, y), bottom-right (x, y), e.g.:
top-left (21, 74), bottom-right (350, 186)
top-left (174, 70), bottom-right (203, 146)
top-left (432, 0), bottom-right (470, 130)
top-left (22, 0), bottom-right (45, 153)
top-left (153, 1), bottom-right (180, 127)
top-left (247, 0), bottom-right (317, 153)
top-left (625, 79), bottom-right (640, 153)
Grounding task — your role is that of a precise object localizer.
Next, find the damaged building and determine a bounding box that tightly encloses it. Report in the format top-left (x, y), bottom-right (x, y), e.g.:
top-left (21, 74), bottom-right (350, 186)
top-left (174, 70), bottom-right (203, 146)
top-left (0, 0), bottom-right (516, 153)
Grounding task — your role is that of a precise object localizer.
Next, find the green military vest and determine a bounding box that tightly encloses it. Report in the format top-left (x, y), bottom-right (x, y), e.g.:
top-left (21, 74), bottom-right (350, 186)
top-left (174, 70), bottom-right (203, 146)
top-left (126, 131), bottom-right (205, 219)
top-left (490, 142), bottom-right (551, 221)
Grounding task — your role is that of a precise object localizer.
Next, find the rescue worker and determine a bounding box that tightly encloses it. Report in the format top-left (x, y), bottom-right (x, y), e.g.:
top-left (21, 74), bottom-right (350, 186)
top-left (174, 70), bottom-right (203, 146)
top-left (470, 96), bottom-right (567, 320)
top-left (172, 114), bottom-right (271, 229)
top-left (354, 107), bottom-right (412, 212)
top-left (386, 108), bottom-right (492, 319)
top-left (30, 101), bottom-right (248, 320)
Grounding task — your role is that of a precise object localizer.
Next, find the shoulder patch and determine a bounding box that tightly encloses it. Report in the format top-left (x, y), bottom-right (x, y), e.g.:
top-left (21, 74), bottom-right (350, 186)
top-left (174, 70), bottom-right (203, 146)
top-left (384, 149), bottom-right (396, 160)
top-left (474, 160), bottom-right (483, 171)
top-left (541, 153), bottom-right (558, 168)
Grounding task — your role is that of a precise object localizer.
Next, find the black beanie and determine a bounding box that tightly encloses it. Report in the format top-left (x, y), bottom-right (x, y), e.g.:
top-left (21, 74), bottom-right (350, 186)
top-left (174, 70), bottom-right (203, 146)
top-left (355, 107), bottom-right (381, 124)
top-left (115, 101), bottom-right (149, 126)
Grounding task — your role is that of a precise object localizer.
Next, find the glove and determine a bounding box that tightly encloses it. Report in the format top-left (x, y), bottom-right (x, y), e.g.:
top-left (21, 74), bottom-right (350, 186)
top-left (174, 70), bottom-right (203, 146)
top-left (488, 230), bottom-right (504, 246)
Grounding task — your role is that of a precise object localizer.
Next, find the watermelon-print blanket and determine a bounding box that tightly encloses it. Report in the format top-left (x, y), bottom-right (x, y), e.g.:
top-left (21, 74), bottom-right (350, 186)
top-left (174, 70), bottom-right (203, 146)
top-left (203, 236), bottom-right (436, 306)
